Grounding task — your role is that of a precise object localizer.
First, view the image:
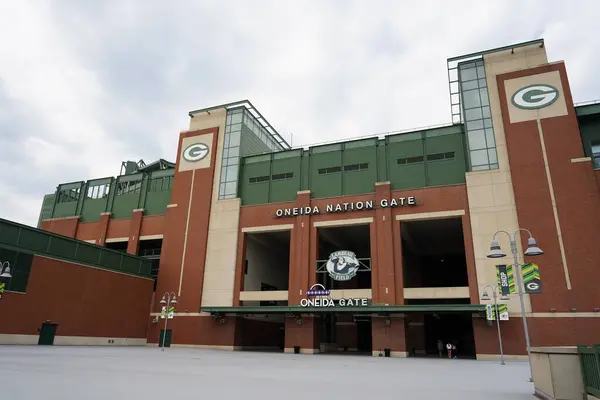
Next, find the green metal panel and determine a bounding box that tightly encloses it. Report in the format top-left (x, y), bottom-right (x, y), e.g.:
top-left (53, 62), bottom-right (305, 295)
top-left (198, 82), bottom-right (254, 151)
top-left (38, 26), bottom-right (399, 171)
top-left (377, 140), bottom-right (387, 182)
top-left (111, 194), bottom-right (138, 219)
top-left (0, 248), bottom-right (32, 292)
top-left (387, 140), bottom-right (426, 190)
top-left (240, 125), bottom-right (271, 156)
top-left (80, 199), bottom-right (105, 222)
top-left (37, 194), bottom-right (55, 227)
top-left (578, 115), bottom-right (600, 160)
top-left (144, 170), bottom-right (174, 216)
top-left (575, 102), bottom-right (600, 117)
top-left (341, 146), bottom-right (377, 195)
top-left (310, 150), bottom-right (343, 198)
top-left (577, 344), bottom-right (600, 397)
top-left (301, 153), bottom-right (310, 190)
top-left (425, 134), bottom-right (467, 186)
top-left (239, 160), bottom-right (270, 205)
top-left (0, 218), bottom-right (152, 279)
top-left (269, 156), bottom-right (301, 203)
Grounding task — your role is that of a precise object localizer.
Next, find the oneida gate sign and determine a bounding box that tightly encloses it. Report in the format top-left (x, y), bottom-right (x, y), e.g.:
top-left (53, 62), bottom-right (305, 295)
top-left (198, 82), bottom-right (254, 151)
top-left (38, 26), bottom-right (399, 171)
top-left (275, 196), bottom-right (417, 218)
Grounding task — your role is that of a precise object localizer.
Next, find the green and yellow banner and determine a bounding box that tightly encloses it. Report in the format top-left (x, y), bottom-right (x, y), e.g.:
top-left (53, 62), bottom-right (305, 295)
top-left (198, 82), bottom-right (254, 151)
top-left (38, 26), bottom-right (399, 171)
top-left (496, 265), bottom-right (516, 295)
top-left (521, 263), bottom-right (542, 294)
top-left (486, 303), bottom-right (509, 321)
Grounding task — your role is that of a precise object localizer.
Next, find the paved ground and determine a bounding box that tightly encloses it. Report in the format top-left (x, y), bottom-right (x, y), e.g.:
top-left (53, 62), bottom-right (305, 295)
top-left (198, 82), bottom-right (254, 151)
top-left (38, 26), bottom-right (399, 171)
top-left (0, 346), bottom-right (535, 399)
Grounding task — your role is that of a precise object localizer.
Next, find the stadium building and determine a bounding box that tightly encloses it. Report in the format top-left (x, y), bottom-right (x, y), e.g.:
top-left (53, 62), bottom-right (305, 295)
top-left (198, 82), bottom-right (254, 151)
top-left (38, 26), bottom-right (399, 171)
top-left (3, 39), bottom-right (600, 358)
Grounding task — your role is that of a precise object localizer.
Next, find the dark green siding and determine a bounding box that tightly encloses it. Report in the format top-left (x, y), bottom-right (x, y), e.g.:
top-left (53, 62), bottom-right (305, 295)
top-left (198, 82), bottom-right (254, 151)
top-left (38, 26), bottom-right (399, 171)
top-left (240, 125), bottom-right (271, 156)
top-left (578, 114), bottom-right (600, 167)
top-left (0, 248), bottom-right (32, 292)
top-left (239, 124), bottom-right (468, 205)
top-left (37, 194), bottom-right (55, 227)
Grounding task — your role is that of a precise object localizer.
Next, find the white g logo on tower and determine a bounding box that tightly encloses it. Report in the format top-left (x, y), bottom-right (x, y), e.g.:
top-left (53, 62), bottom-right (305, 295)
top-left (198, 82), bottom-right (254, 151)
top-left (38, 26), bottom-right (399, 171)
top-left (511, 84), bottom-right (559, 110)
top-left (182, 143), bottom-right (210, 162)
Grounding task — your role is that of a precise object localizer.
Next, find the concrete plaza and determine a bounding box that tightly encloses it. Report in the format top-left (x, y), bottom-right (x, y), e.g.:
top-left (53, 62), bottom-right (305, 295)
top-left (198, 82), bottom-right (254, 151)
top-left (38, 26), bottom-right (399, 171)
top-left (0, 346), bottom-right (535, 399)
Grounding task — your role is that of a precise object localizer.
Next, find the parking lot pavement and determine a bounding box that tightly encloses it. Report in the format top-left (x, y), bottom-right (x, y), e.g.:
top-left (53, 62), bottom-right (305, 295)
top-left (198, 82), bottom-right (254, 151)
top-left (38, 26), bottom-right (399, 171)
top-left (0, 346), bottom-right (535, 400)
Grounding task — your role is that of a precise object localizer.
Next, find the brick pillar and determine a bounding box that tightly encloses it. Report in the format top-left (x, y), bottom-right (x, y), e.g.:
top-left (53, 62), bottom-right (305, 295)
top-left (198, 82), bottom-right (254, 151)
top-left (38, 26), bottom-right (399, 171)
top-left (461, 213), bottom-right (479, 303)
top-left (371, 317), bottom-right (406, 357)
top-left (373, 182), bottom-right (395, 305)
top-left (288, 190), bottom-right (311, 304)
top-left (284, 317), bottom-right (318, 354)
top-left (393, 219), bottom-right (404, 304)
top-left (96, 212), bottom-right (111, 246)
top-left (127, 209), bottom-right (144, 255)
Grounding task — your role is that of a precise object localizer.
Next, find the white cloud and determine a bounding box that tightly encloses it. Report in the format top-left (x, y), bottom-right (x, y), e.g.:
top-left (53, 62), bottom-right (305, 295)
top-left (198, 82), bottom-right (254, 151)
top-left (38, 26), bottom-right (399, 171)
top-left (0, 0), bottom-right (599, 226)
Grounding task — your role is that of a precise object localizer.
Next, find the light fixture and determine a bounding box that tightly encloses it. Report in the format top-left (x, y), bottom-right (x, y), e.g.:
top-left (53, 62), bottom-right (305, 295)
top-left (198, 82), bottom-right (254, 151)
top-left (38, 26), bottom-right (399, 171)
top-left (523, 237), bottom-right (544, 256)
top-left (160, 296), bottom-right (167, 305)
top-left (480, 291), bottom-right (490, 301)
top-left (171, 296), bottom-right (177, 305)
top-left (0, 266), bottom-right (11, 279)
top-left (487, 240), bottom-right (506, 258)
top-left (500, 295), bottom-right (510, 301)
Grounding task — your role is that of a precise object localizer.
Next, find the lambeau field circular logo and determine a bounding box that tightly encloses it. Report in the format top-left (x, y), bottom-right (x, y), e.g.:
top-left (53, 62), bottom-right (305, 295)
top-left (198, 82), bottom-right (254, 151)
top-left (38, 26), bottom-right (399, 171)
top-left (326, 250), bottom-right (360, 281)
top-left (511, 84), bottom-right (559, 110)
top-left (182, 143), bottom-right (209, 162)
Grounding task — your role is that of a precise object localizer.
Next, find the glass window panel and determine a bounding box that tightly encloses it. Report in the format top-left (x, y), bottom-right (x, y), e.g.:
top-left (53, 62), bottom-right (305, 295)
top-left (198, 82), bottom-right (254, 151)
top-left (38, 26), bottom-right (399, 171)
top-left (229, 130), bottom-right (241, 146)
top-left (465, 108), bottom-right (483, 121)
top-left (225, 165), bottom-right (238, 181)
top-left (470, 149), bottom-right (489, 166)
top-left (226, 114), bottom-right (232, 124)
top-left (225, 182), bottom-right (237, 194)
top-left (467, 119), bottom-right (484, 131)
top-left (484, 118), bottom-right (493, 128)
top-left (227, 157), bottom-right (238, 166)
top-left (221, 166), bottom-right (227, 180)
top-left (224, 133), bottom-right (230, 148)
top-left (488, 149), bottom-right (498, 164)
top-left (462, 89), bottom-right (482, 109)
top-left (219, 183), bottom-right (226, 196)
top-left (467, 129), bottom-right (487, 150)
top-left (230, 123), bottom-right (242, 132)
top-left (223, 148), bottom-right (229, 159)
top-left (482, 106), bottom-right (491, 119)
top-left (480, 88), bottom-right (489, 106)
top-left (478, 78), bottom-right (487, 88)
top-left (229, 146), bottom-right (239, 157)
top-left (226, 125), bottom-right (232, 133)
top-left (460, 67), bottom-right (477, 82)
top-left (472, 164), bottom-right (491, 171)
top-left (231, 113), bottom-right (242, 124)
top-left (490, 163), bottom-right (499, 170)
top-left (461, 80), bottom-right (479, 90)
top-left (476, 66), bottom-right (486, 79)
top-left (475, 60), bottom-right (484, 67)
top-left (485, 129), bottom-right (496, 147)
top-left (449, 68), bottom-right (458, 82)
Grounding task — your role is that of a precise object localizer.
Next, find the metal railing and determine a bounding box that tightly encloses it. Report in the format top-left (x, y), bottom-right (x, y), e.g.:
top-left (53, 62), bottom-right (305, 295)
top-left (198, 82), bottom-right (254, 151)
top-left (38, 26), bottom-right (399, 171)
top-left (578, 344), bottom-right (600, 397)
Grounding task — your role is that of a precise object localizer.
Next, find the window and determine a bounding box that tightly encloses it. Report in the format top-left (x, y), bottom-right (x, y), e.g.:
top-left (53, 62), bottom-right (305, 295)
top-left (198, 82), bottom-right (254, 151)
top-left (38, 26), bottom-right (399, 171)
top-left (87, 183), bottom-right (110, 199)
top-left (397, 156), bottom-right (424, 165)
top-left (318, 166), bottom-right (342, 175)
top-left (343, 163), bottom-right (369, 171)
top-left (249, 175), bottom-right (269, 184)
top-left (57, 188), bottom-right (80, 203)
top-left (427, 152), bottom-right (455, 161)
top-left (272, 172), bottom-right (293, 180)
top-left (148, 176), bottom-right (173, 192)
top-left (116, 180), bottom-right (142, 195)
top-left (592, 142), bottom-right (600, 169)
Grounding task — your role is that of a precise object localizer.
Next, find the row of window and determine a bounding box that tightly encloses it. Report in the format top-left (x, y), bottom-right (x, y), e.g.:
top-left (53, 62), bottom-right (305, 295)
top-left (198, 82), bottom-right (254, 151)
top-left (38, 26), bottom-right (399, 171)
top-left (397, 152), bottom-right (455, 165)
top-left (249, 172), bottom-right (294, 184)
top-left (57, 177), bottom-right (173, 204)
top-left (318, 163), bottom-right (369, 175)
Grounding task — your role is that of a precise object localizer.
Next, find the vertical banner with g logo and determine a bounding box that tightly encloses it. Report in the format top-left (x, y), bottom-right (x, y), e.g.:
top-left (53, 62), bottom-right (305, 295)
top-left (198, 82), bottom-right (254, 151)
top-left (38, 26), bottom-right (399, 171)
top-left (521, 263), bottom-right (542, 294)
top-left (496, 265), bottom-right (515, 296)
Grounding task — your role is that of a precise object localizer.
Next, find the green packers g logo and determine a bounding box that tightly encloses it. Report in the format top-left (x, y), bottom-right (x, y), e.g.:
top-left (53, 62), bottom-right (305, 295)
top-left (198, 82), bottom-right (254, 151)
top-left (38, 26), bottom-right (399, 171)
top-left (511, 84), bottom-right (559, 110)
top-left (182, 143), bottom-right (209, 162)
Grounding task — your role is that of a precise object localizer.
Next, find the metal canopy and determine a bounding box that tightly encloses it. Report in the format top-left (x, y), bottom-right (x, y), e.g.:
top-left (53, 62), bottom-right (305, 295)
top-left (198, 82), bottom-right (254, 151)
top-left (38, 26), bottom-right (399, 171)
top-left (202, 304), bottom-right (487, 317)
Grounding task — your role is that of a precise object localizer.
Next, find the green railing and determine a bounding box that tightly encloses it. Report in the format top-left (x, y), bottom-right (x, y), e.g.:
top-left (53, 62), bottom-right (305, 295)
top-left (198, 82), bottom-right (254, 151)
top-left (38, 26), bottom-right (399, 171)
top-left (578, 344), bottom-right (600, 397)
top-left (0, 218), bottom-right (152, 279)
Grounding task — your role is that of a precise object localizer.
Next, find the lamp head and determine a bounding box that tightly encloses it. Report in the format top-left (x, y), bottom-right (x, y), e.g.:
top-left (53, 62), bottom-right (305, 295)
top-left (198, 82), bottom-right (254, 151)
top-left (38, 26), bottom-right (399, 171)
top-left (487, 239), bottom-right (506, 258)
top-left (0, 266), bottom-right (11, 279)
top-left (160, 295), bottom-right (167, 305)
top-left (524, 236), bottom-right (544, 256)
top-left (480, 291), bottom-right (490, 301)
top-left (170, 296), bottom-right (177, 305)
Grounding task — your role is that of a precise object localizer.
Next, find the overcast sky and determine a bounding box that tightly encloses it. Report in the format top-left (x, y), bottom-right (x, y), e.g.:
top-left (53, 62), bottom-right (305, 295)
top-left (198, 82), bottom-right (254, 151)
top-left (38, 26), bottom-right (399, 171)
top-left (1, 0), bottom-right (599, 227)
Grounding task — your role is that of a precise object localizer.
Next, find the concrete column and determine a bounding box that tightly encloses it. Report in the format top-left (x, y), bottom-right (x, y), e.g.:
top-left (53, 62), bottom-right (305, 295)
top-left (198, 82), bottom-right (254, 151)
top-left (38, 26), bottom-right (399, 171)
top-left (126, 209), bottom-right (143, 255)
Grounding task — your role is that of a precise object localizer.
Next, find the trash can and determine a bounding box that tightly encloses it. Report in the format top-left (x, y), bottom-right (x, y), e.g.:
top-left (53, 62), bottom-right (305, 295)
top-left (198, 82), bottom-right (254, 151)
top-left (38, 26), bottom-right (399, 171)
top-left (294, 346), bottom-right (300, 354)
top-left (384, 348), bottom-right (391, 357)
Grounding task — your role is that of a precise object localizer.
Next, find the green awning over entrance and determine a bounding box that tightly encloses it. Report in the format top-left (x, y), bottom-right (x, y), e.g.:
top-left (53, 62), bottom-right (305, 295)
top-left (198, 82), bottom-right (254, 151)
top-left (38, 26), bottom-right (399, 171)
top-left (202, 304), bottom-right (486, 316)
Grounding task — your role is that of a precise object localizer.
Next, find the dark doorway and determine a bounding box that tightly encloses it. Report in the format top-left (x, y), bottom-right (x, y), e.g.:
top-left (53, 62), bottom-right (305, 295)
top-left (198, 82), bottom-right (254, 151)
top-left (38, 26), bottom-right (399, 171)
top-left (38, 323), bottom-right (57, 346)
top-left (356, 317), bottom-right (372, 353)
top-left (423, 313), bottom-right (476, 359)
top-left (159, 329), bottom-right (172, 348)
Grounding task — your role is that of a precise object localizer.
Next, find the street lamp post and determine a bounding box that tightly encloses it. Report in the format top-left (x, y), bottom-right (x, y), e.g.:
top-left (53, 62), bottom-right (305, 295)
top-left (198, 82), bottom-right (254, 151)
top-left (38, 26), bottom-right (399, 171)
top-left (487, 229), bottom-right (544, 382)
top-left (481, 284), bottom-right (510, 365)
top-left (159, 292), bottom-right (177, 351)
top-left (0, 261), bottom-right (12, 303)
